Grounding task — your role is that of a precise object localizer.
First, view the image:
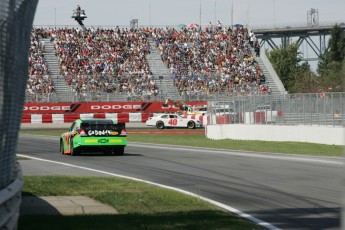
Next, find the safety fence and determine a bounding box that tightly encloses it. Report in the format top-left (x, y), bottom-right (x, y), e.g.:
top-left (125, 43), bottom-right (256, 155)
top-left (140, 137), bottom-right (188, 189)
top-left (208, 92), bottom-right (345, 127)
top-left (25, 75), bottom-right (270, 103)
top-left (0, 0), bottom-right (38, 230)
top-left (22, 93), bottom-right (345, 127)
top-left (25, 89), bottom-right (274, 103)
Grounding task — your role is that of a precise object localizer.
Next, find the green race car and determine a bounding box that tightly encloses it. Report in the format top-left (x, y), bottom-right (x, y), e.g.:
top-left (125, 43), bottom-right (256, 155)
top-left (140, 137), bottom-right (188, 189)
top-left (60, 119), bottom-right (127, 156)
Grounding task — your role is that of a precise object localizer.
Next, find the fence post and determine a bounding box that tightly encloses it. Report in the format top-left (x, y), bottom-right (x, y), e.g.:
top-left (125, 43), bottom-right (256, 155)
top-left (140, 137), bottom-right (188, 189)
top-left (308, 94), bottom-right (311, 126)
top-left (324, 95), bottom-right (327, 126)
top-left (332, 93), bottom-right (334, 127)
top-left (340, 93), bottom-right (344, 126)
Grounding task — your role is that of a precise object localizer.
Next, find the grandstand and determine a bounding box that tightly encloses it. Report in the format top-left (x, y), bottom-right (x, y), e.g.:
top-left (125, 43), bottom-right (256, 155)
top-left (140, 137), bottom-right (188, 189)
top-left (27, 26), bottom-right (285, 103)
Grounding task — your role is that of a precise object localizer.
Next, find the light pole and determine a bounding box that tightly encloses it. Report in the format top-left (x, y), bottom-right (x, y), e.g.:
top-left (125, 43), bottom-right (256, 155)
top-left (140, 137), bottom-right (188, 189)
top-left (199, 0), bottom-right (201, 31)
top-left (231, 0), bottom-right (233, 29)
top-left (149, 3), bottom-right (151, 28)
top-left (273, 0), bottom-right (276, 28)
top-left (159, 76), bottom-right (163, 101)
top-left (214, 1), bottom-right (216, 26)
top-left (54, 8), bottom-right (56, 28)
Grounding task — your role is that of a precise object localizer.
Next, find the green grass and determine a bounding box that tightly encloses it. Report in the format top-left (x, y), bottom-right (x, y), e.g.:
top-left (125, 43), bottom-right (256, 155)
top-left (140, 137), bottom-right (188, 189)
top-left (19, 176), bottom-right (263, 230)
top-left (20, 129), bottom-right (344, 157)
top-left (16, 156), bottom-right (30, 160)
top-left (129, 134), bottom-right (344, 156)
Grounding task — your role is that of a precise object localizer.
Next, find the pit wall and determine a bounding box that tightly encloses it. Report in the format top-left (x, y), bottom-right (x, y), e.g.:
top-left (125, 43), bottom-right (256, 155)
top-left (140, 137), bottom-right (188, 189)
top-left (206, 124), bottom-right (345, 146)
top-left (23, 101), bottom-right (207, 114)
top-left (22, 113), bottom-right (204, 123)
top-left (22, 101), bottom-right (206, 123)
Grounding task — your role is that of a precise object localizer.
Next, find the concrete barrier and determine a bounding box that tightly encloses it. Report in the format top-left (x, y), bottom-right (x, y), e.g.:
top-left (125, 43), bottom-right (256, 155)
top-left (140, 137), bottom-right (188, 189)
top-left (206, 124), bottom-right (345, 145)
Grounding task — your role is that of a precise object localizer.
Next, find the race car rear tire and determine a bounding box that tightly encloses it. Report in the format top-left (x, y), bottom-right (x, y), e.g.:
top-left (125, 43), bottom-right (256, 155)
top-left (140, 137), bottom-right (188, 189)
top-left (118, 146), bottom-right (125, 156)
top-left (60, 140), bottom-right (65, 155)
top-left (70, 138), bottom-right (78, 156)
top-left (104, 146), bottom-right (124, 156)
top-left (103, 148), bottom-right (112, 156)
top-left (187, 121), bottom-right (196, 129)
top-left (156, 121), bottom-right (165, 129)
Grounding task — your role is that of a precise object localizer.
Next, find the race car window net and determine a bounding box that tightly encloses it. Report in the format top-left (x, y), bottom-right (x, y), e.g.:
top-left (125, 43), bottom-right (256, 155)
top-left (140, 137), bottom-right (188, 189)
top-left (80, 122), bottom-right (126, 136)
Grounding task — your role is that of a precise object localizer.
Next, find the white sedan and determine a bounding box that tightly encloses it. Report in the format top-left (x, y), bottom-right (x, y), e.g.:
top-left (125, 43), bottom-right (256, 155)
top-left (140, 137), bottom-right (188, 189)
top-left (146, 114), bottom-right (202, 129)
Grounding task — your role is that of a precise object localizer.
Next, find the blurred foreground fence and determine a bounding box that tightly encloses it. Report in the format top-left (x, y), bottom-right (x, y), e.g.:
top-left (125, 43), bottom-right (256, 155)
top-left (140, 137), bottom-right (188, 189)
top-left (207, 92), bottom-right (345, 127)
top-left (0, 0), bottom-right (38, 229)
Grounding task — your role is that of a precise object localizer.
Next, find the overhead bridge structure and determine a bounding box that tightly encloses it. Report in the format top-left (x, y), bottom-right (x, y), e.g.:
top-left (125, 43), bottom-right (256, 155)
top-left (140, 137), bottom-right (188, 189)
top-left (252, 23), bottom-right (345, 62)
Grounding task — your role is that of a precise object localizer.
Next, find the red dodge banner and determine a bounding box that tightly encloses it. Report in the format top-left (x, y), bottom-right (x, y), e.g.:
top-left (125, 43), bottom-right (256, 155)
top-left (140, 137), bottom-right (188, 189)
top-left (23, 102), bottom-right (207, 114)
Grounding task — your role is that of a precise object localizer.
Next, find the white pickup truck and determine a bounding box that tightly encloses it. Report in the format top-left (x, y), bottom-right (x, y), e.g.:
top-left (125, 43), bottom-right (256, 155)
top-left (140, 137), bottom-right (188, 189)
top-left (255, 105), bottom-right (279, 123)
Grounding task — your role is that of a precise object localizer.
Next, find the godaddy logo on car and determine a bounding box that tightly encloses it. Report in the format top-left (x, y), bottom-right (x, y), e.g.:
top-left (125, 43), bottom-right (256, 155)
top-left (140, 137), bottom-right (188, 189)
top-left (88, 130), bottom-right (111, 136)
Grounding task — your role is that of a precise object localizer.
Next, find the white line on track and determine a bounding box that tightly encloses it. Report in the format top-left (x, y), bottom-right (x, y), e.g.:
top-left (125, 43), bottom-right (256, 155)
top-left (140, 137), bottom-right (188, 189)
top-left (129, 142), bottom-right (344, 165)
top-left (19, 134), bottom-right (344, 165)
top-left (18, 154), bottom-right (281, 230)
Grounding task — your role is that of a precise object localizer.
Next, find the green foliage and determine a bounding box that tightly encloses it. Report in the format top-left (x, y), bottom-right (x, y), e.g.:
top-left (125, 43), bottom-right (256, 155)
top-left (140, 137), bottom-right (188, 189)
top-left (267, 25), bottom-right (345, 93)
top-left (290, 70), bottom-right (319, 93)
top-left (318, 61), bottom-right (345, 92)
top-left (318, 24), bottom-right (345, 73)
top-left (267, 43), bottom-right (301, 92)
top-left (317, 24), bottom-right (345, 92)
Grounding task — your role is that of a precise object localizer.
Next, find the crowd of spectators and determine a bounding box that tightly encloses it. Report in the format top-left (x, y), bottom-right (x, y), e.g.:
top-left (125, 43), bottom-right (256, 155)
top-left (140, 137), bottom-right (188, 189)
top-left (27, 25), bottom-right (270, 102)
top-left (27, 29), bottom-right (54, 100)
top-left (151, 25), bottom-right (270, 98)
top-left (52, 27), bottom-right (159, 100)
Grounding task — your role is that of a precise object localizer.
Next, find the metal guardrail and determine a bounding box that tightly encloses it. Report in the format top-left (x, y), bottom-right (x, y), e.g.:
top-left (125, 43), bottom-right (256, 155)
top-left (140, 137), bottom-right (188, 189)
top-left (25, 91), bottom-right (168, 103)
top-left (0, 163), bottom-right (23, 230)
top-left (25, 82), bottom-right (274, 103)
top-left (207, 92), bottom-right (345, 127)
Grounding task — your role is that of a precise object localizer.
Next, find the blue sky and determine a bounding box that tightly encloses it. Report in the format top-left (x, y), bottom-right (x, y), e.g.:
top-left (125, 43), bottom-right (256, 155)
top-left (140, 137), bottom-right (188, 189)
top-left (33, 0), bottom-right (345, 28)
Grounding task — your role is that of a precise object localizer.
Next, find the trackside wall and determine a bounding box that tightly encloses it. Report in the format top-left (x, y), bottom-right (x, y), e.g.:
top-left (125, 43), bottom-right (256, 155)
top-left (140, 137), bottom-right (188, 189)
top-left (206, 124), bottom-right (345, 146)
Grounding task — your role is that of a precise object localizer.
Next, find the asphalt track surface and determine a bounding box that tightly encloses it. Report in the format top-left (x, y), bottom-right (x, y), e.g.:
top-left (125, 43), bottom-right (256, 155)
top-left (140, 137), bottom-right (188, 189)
top-left (17, 134), bottom-right (343, 230)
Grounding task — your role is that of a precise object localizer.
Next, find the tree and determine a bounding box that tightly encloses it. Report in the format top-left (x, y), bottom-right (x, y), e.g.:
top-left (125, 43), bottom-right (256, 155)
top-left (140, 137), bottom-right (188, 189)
top-left (318, 60), bottom-right (345, 92)
top-left (318, 24), bottom-right (345, 74)
top-left (317, 24), bottom-right (345, 92)
top-left (267, 25), bottom-right (345, 93)
top-left (291, 69), bottom-right (319, 93)
top-left (267, 42), bottom-right (302, 92)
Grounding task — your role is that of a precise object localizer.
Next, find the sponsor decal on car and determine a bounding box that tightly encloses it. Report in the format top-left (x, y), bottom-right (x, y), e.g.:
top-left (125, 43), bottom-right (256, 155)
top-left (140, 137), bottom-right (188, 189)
top-left (84, 139), bottom-right (98, 143)
top-left (88, 130), bottom-right (111, 136)
top-left (98, 139), bottom-right (109, 143)
top-left (109, 139), bottom-right (123, 143)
